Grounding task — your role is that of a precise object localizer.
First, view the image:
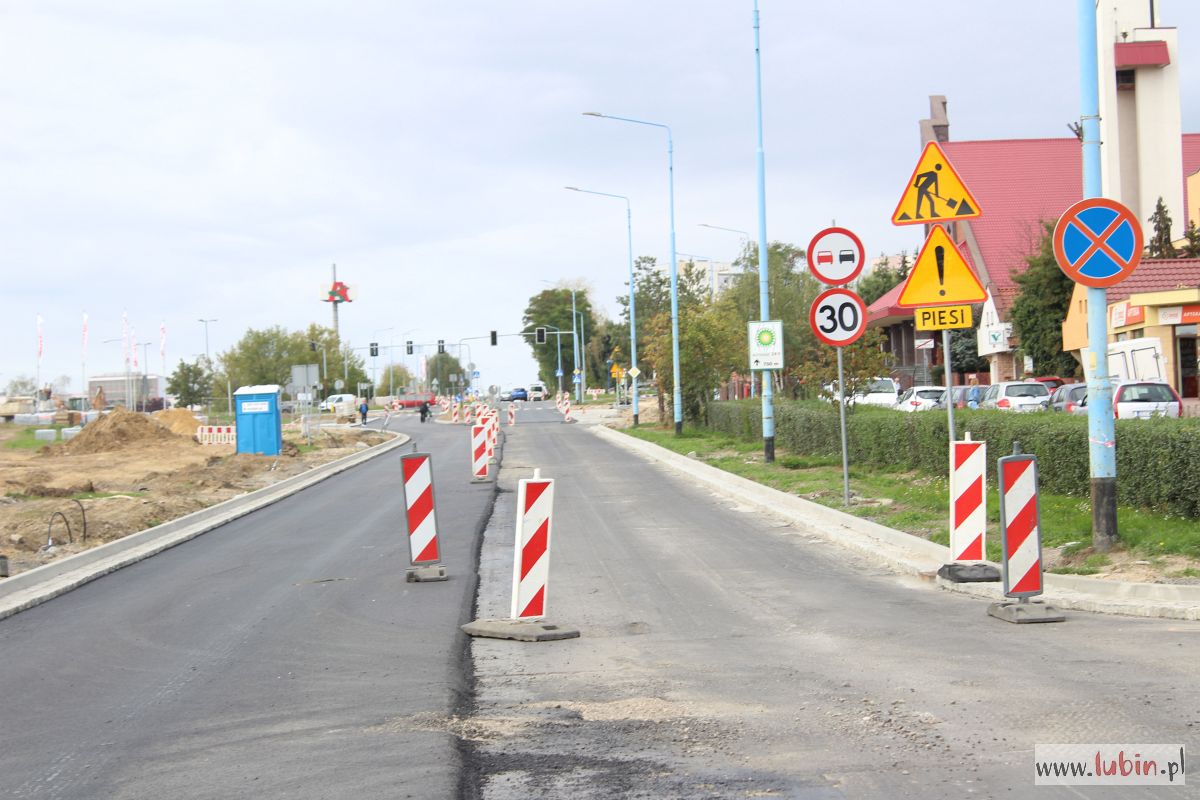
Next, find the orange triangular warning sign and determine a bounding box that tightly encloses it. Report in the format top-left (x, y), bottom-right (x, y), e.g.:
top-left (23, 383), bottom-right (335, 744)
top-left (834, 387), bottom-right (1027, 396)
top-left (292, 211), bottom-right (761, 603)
top-left (897, 226), bottom-right (987, 307)
top-left (891, 142), bottom-right (982, 226)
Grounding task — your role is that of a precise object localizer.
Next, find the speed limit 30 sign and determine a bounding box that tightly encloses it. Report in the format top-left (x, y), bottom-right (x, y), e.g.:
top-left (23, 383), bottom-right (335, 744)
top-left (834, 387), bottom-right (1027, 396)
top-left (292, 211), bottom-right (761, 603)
top-left (810, 288), bottom-right (868, 347)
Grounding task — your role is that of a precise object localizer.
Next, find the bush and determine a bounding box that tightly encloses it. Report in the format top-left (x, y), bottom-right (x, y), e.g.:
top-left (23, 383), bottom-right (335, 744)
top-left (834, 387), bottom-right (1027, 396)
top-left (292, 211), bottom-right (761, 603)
top-left (703, 400), bottom-right (1200, 517)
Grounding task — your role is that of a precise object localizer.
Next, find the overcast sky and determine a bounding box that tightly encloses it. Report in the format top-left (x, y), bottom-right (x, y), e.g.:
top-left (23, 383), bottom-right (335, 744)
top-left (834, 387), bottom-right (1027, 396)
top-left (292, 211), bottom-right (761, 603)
top-left (5, 1), bottom-right (1200, 393)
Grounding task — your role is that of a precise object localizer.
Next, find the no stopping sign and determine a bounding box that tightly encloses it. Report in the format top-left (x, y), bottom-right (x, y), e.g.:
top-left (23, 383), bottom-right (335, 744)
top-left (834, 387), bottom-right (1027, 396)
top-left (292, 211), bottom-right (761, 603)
top-left (810, 288), bottom-right (868, 347)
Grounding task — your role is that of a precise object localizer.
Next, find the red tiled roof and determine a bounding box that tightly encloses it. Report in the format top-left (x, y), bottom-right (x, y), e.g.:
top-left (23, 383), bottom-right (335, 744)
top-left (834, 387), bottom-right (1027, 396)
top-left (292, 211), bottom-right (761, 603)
top-left (941, 138), bottom-right (1082, 318)
top-left (1183, 133), bottom-right (1200, 221)
top-left (866, 281), bottom-right (906, 326)
top-left (1109, 258), bottom-right (1200, 303)
top-left (1115, 40), bottom-right (1170, 68)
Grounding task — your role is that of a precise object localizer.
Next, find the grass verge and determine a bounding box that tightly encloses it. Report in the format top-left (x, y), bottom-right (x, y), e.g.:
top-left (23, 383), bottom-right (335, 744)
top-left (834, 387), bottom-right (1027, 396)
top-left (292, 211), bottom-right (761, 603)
top-left (622, 425), bottom-right (1200, 569)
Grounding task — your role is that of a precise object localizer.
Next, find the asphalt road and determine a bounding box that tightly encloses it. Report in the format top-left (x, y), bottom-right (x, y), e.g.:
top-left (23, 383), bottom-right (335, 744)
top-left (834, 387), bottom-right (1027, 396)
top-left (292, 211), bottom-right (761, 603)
top-left (0, 413), bottom-right (492, 799)
top-left (464, 407), bottom-right (1200, 799)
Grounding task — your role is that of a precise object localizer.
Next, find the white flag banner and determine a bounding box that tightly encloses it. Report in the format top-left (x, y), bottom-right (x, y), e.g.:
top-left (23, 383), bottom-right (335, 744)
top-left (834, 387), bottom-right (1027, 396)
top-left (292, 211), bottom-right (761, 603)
top-left (132, 328), bottom-right (139, 370)
top-left (36, 314), bottom-right (44, 363)
top-left (82, 312), bottom-right (89, 356)
top-left (159, 322), bottom-right (166, 359)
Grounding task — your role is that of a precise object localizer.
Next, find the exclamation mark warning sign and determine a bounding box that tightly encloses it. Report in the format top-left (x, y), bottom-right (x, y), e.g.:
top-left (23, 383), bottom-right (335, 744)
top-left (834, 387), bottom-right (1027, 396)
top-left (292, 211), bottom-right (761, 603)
top-left (896, 225), bottom-right (987, 307)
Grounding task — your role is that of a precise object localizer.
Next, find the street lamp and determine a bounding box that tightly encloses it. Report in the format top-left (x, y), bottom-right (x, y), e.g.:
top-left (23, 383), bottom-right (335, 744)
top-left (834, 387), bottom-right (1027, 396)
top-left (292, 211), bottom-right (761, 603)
top-left (540, 280), bottom-right (584, 403)
top-left (751, 1), bottom-right (776, 462)
top-left (101, 338), bottom-right (131, 408)
top-left (566, 186), bottom-right (640, 425)
top-left (584, 111), bottom-right (683, 434)
top-left (373, 326), bottom-right (394, 399)
top-left (399, 327), bottom-right (418, 393)
top-left (197, 319), bottom-right (217, 369)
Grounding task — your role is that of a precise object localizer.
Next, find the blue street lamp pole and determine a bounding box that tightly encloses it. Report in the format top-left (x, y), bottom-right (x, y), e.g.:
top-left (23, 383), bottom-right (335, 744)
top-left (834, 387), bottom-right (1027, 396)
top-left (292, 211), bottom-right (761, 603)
top-left (752, 0), bottom-right (775, 462)
top-left (566, 186), bottom-right (639, 424)
top-left (1078, 0), bottom-right (1117, 549)
top-left (585, 111), bottom-right (683, 434)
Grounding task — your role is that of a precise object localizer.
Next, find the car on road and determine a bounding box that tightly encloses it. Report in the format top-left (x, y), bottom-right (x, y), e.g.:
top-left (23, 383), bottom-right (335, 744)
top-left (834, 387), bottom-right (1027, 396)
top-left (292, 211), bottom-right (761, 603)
top-left (895, 386), bottom-right (945, 412)
top-left (1049, 382), bottom-right (1088, 413)
top-left (1073, 380), bottom-right (1183, 419)
top-left (528, 383), bottom-right (547, 401)
top-left (979, 381), bottom-right (1050, 412)
top-left (499, 390), bottom-right (513, 401)
top-left (510, 387), bottom-right (529, 401)
top-left (853, 377), bottom-right (900, 407)
top-left (936, 385), bottom-right (970, 410)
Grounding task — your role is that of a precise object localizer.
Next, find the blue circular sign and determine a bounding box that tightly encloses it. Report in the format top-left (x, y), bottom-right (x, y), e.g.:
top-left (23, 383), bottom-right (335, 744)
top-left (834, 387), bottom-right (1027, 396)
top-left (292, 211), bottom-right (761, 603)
top-left (1052, 198), bottom-right (1143, 288)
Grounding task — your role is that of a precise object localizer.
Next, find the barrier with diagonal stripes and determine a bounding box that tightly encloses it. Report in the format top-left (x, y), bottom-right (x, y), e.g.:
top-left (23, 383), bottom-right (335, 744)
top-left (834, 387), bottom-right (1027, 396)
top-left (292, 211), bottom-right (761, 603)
top-left (471, 423), bottom-right (489, 482)
top-left (998, 451), bottom-right (1043, 597)
top-left (951, 436), bottom-right (987, 561)
top-left (400, 452), bottom-right (447, 581)
top-left (511, 473), bottom-right (555, 619)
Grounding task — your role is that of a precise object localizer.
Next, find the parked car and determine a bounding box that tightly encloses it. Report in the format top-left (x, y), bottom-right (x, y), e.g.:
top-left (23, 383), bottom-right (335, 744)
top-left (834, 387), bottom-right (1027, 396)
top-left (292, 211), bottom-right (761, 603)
top-left (528, 383), bottom-right (547, 401)
top-left (937, 385), bottom-right (970, 410)
top-left (979, 381), bottom-right (1050, 412)
top-left (1032, 376), bottom-right (1066, 392)
top-left (854, 377), bottom-right (900, 407)
top-left (1073, 380), bottom-right (1183, 419)
top-left (320, 393), bottom-right (356, 412)
top-left (1049, 383), bottom-right (1088, 413)
top-left (510, 387), bottom-right (529, 401)
top-left (499, 390), bottom-right (513, 401)
top-left (896, 386), bottom-right (945, 412)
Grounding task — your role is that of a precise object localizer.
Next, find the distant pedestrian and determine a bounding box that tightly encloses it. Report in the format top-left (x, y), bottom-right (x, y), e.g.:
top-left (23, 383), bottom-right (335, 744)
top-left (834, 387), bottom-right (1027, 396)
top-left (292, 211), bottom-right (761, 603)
top-left (419, 400), bottom-right (430, 423)
top-left (359, 400), bottom-right (369, 425)
top-left (967, 377), bottom-right (981, 410)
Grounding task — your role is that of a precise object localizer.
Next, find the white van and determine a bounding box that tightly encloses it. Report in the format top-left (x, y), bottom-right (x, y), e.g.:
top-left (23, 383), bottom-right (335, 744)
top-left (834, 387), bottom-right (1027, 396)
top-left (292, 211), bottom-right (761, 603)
top-left (320, 393), bottom-right (356, 412)
top-left (528, 382), bottom-right (547, 401)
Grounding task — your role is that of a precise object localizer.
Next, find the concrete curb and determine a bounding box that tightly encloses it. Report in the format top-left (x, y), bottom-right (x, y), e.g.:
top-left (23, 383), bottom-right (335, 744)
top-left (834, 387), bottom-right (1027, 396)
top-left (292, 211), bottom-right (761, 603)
top-left (591, 425), bottom-right (1200, 621)
top-left (0, 431), bottom-right (412, 622)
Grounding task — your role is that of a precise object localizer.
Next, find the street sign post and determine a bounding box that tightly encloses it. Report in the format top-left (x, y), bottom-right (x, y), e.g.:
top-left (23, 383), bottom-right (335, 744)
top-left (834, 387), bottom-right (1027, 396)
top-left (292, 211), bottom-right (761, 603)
top-left (1052, 197), bottom-right (1143, 288)
top-left (891, 141), bottom-right (982, 225)
top-left (806, 227), bottom-right (866, 285)
top-left (747, 320), bottom-right (784, 370)
top-left (808, 287), bottom-right (868, 507)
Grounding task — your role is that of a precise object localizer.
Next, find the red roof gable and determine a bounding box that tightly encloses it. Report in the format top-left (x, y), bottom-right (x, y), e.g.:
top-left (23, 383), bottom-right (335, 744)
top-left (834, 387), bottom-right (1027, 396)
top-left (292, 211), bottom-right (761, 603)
top-left (941, 138), bottom-right (1082, 318)
top-left (1183, 133), bottom-right (1200, 221)
top-left (1114, 40), bottom-right (1170, 68)
top-left (866, 281), bottom-right (907, 326)
top-left (1108, 258), bottom-right (1200, 304)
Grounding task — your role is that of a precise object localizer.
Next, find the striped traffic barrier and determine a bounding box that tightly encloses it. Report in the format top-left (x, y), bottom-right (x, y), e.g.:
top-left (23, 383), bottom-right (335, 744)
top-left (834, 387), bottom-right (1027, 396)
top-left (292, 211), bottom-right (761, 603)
top-left (562, 397), bottom-right (572, 423)
top-left (451, 403), bottom-right (460, 424)
top-left (471, 424), bottom-right (489, 482)
top-left (196, 425), bottom-right (237, 445)
top-left (485, 411), bottom-right (497, 463)
top-left (951, 434), bottom-right (986, 561)
top-left (400, 452), bottom-right (448, 582)
top-left (507, 404), bottom-right (516, 426)
top-left (511, 472), bottom-right (555, 619)
top-left (987, 445), bottom-right (1064, 624)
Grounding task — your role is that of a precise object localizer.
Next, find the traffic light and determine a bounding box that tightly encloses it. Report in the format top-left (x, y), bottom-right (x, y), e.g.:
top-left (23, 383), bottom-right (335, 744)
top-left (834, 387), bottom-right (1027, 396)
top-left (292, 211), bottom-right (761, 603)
top-left (405, 340), bottom-right (413, 355)
top-left (437, 339), bottom-right (445, 354)
top-left (490, 330), bottom-right (498, 346)
top-left (309, 340), bottom-right (317, 352)
top-left (535, 327), bottom-right (546, 344)
top-left (370, 342), bottom-right (379, 357)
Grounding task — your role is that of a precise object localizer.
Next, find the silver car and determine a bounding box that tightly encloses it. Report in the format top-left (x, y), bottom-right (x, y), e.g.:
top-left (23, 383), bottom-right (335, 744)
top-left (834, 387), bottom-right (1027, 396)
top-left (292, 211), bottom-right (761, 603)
top-left (1073, 380), bottom-right (1183, 419)
top-left (979, 381), bottom-right (1050, 412)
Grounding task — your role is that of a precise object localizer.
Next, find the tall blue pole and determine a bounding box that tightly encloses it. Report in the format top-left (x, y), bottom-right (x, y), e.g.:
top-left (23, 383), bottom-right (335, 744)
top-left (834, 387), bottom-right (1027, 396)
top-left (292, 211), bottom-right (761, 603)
top-left (753, 0), bottom-right (775, 462)
top-left (571, 289), bottom-right (581, 403)
top-left (625, 201), bottom-right (639, 425)
top-left (1079, 0), bottom-right (1117, 550)
top-left (583, 112), bottom-right (681, 433)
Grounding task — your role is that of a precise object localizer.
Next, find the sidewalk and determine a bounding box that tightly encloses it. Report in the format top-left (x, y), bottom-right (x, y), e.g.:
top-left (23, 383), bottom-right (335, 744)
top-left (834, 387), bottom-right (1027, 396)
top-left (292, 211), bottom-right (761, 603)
top-left (591, 425), bottom-right (1200, 621)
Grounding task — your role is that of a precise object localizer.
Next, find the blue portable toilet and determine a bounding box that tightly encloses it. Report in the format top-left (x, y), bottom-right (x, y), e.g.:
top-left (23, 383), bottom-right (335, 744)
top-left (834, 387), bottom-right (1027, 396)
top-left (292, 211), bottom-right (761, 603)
top-left (234, 384), bottom-right (283, 456)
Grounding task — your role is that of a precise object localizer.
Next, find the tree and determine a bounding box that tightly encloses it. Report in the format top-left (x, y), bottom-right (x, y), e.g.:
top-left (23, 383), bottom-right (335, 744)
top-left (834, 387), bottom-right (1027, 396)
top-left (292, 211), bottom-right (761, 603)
top-left (167, 359), bottom-right (212, 408)
top-left (215, 324), bottom-right (368, 403)
top-left (425, 352), bottom-right (465, 393)
top-left (809, 330), bottom-right (890, 404)
top-left (5, 376), bottom-right (35, 397)
top-left (376, 363), bottom-right (414, 396)
top-left (1180, 218), bottom-right (1200, 258)
top-left (523, 283), bottom-right (600, 391)
top-left (1147, 197), bottom-right (1177, 259)
top-left (1010, 222), bottom-right (1078, 376)
top-left (856, 253), bottom-right (902, 307)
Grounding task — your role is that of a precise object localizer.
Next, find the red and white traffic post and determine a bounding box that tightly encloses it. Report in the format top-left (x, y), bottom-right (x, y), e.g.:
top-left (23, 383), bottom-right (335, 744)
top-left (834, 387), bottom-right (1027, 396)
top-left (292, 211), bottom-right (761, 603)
top-left (511, 473), bottom-right (554, 619)
top-left (938, 433), bottom-right (1001, 583)
top-left (485, 410), bottom-right (497, 463)
top-left (451, 402), bottom-right (460, 424)
top-left (562, 396), bottom-right (572, 423)
top-left (987, 446), bottom-right (1064, 624)
top-left (399, 452), bottom-right (448, 582)
top-left (507, 404), bottom-right (516, 426)
top-left (471, 423), bottom-right (489, 482)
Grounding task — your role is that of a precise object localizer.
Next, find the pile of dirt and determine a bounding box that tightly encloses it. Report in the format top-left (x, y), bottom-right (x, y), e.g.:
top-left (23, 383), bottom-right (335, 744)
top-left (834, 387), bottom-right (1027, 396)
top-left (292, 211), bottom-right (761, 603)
top-left (152, 408), bottom-right (204, 437)
top-left (58, 409), bottom-right (190, 455)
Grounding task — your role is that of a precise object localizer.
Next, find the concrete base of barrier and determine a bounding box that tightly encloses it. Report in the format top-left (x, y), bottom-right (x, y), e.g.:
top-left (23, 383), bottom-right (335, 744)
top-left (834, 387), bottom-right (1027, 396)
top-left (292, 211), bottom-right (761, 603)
top-left (461, 618), bottom-right (580, 642)
top-left (471, 475), bottom-right (489, 483)
top-left (406, 564), bottom-right (448, 582)
top-left (938, 563), bottom-right (1001, 583)
top-left (987, 599), bottom-right (1066, 624)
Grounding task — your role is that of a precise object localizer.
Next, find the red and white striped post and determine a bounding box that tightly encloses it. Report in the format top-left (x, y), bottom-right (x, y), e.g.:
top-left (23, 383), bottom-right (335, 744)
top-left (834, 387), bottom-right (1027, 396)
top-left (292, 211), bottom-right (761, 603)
top-left (507, 404), bottom-right (516, 426)
top-left (451, 402), bottom-right (460, 424)
top-left (485, 411), bottom-right (497, 463)
top-left (950, 434), bottom-right (986, 561)
top-left (511, 472), bottom-right (555, 619)
top-left (471, 424), bottom-right (489, 482)
top-left (989, 446), bottom-right (1064, 623)
top-left (562, 396), bottom-right (572, 423)
top-left (400, 452), bottom-right (448, 582)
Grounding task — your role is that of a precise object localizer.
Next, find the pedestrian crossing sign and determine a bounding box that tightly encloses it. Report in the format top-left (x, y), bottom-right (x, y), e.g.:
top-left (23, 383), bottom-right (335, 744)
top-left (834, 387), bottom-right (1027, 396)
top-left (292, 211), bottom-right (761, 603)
top-left (897, 226), bottom-right (987, 307)
top-left (891, 142), bottom-right (982, 226)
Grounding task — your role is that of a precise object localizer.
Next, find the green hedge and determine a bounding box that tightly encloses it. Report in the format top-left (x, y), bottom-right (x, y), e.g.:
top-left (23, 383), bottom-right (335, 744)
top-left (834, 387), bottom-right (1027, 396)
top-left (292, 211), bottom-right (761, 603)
top-left (705, 400), bottom-right (1200, 517)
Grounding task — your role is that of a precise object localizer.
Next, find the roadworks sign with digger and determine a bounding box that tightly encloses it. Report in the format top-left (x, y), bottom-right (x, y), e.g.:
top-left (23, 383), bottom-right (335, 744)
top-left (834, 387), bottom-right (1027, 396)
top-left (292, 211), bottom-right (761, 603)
top-left (892, 142), bottom-right (982, 226)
